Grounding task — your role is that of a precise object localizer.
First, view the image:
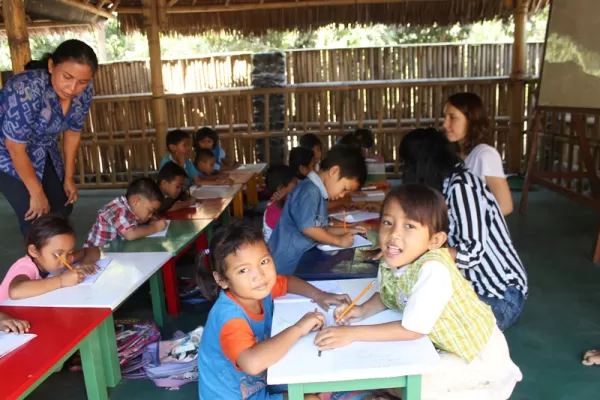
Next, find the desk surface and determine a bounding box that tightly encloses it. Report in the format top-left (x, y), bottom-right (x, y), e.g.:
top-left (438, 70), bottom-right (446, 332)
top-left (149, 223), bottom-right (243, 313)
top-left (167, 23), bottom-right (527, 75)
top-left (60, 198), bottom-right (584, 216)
top-left (1, 252), bottom-right (171, 309)
top-left (191, 183), bottom-right (243, 200)
top-left (228, 171), bottom-right (255, 184)
top-left (234, 163), bottom-right (267, 174)
top-left (0, 306), bottom-right (111, 399)
top-left (167, 198), bottom-right (232, 221)
top-left (268, 278), bottom-right (439, 385)
top-left (104, 219), bottom-right (211, 254)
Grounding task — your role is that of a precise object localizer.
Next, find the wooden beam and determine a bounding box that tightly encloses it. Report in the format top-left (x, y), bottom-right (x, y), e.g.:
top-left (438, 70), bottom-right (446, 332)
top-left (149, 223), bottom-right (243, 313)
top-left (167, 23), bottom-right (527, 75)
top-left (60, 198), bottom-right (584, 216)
top-left (142, 0), bottom-right (168, 159)
top-left (117, 0), bottom-right (444, 14)
top-left (167, 0), bottom-right (179, 7)
top-left (157, 0), bottom-right (167, 30)
top-left (112, 0), bottom-right (122, 11)
top-left (55, 0), bottom-right (115, 19)
top-left (97, 0), bottom-right (108, 10)
top-left (2, 0), bottom-right (31, 74)
top-left (0, 21), bottom-right (95, 30)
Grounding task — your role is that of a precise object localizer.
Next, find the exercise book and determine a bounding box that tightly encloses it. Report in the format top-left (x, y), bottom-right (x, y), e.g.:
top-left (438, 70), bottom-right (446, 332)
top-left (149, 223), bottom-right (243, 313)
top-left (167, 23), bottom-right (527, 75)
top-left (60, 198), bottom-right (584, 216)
top-left (317, 235), bottom-right (372, 252)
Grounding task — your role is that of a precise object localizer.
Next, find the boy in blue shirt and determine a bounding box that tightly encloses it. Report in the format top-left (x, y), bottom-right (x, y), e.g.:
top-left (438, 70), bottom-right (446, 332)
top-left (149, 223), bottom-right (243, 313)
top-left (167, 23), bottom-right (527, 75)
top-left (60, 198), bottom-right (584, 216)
top-left (268, 145), bottom-right (368, 275)
top-left (160, 129), bottom-right (201, 187)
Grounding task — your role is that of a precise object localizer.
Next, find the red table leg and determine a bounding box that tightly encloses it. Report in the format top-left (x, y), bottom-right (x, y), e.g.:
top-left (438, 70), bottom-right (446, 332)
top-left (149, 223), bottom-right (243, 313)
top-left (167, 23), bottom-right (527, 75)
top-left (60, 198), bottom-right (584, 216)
top-left (162, 258), bottom-right (180, 316)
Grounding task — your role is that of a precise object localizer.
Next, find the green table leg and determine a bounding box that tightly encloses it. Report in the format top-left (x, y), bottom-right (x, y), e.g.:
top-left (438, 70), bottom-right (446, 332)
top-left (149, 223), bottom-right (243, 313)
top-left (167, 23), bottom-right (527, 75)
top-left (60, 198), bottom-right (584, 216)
top-left (206, 222), bottom-right (214, 244)
top-left (288, 384), bottom-right (304, 400)
top-left (220, 208), bottom-right (230, 225)
top-left (80, 327), bottom-right (109, 400)
top-left (149, 269), bottom-right (168, 328)
top-left (97, 314), bottom-right (121, 387)
top-left (404, 375), bottom-right (422, 400)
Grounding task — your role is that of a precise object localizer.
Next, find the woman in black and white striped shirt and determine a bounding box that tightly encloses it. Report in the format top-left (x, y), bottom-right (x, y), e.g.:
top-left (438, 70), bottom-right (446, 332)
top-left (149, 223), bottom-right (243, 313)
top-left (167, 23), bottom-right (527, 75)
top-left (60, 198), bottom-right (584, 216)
top-left (399, 128), bottom-right (527, 331)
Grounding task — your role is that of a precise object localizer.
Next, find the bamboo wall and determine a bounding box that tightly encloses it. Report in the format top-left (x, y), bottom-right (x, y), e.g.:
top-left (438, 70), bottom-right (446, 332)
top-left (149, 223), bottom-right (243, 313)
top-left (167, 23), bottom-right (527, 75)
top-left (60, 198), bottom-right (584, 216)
top-left (77, 76), bottom-right (538, 188)
top-left (90, 42), bottom-right (544, 96)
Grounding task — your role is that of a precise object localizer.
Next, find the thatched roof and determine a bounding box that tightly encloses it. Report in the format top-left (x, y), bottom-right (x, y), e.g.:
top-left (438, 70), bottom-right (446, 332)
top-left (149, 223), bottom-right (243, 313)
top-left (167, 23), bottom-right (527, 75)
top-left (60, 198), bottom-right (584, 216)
top-left (115, 0), bottom-right (549, 36)
top-left (0, 0), bottom-right (110, 38)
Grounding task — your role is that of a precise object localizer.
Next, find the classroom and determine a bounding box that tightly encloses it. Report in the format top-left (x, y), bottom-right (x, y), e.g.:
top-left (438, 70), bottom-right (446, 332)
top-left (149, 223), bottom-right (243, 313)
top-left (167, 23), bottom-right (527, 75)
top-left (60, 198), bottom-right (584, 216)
top-left (1, 0), bottom-right (600, 399)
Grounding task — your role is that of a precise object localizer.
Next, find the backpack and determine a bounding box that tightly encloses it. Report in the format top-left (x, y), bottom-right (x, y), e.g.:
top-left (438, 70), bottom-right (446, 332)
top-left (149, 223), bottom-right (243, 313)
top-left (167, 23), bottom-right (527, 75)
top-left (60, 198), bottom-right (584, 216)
top-left (123, 326), bottom-right (204, 390)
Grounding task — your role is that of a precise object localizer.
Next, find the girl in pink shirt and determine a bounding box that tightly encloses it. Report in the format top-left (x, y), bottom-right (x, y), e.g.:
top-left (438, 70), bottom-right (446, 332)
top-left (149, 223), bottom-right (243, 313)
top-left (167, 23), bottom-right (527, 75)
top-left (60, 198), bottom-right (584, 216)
top-left (263, 165), bottom-right (298, 242)
top-left (0, 214), bottom-right (100, 302)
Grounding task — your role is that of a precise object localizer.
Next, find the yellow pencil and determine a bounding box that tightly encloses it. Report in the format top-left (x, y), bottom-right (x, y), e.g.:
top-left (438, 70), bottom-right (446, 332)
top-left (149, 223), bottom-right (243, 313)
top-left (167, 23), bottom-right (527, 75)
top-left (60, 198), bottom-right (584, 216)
top-left (335, 280), bottom-right (376, 324)
top-left (55, 254), bottom-right (75, 272)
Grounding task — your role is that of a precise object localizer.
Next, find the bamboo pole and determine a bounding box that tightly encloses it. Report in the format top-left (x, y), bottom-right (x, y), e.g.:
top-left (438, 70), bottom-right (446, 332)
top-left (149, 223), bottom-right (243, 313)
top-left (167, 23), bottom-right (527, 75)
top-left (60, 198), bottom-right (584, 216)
top-left (142, 0), bottom-right (169, 159)
top-left (2, 0), bottom-right (31, 74)
top-left (508, 0), bottom-right (528, 173)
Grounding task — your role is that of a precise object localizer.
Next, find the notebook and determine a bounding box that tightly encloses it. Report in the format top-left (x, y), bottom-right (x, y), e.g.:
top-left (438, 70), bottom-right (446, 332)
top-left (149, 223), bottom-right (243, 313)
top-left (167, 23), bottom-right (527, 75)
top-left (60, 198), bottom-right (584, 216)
top-left (317, 235), bottom-right (373, 252)
top-left (352, 191), bottom-right (385, 202)
top-left (0, 332), bottom-right (36, 358)
top-left (79, 258), bottom-right (113, 286)
top-left (329, 211), bottom-right (379, 223)
top-left (147, 220), bottom-right (171, 238)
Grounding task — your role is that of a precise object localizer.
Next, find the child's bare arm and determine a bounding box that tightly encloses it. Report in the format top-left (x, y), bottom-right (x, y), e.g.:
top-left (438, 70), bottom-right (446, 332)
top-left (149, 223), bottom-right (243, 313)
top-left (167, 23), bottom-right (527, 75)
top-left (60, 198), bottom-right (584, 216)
top-left (287, 276), bottom-right (351, 309)
top-left (0, 312), bottom-right (30, 334)
top-left (122, 220), bottom-right (166, 241)
top-left (70, 246), bottom-right (101, 265)
top-left (304, 226), bottom-right (355, 248)
top-left (168, 197), bottom-right (197, 212)
top-left (7, 271), bottom-right (85, 300)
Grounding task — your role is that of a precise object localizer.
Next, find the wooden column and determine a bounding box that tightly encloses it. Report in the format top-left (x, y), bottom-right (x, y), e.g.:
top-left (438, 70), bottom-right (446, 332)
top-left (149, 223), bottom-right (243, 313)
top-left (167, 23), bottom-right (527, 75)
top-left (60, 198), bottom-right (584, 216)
top-left (142, 0), bottom-right (168, 159)
top-left (2, 0), bottom-right (31, 74)
top-left (508, 0), bottom-right (528, 173)
top-left (96, 24), bottom-right (107, 63)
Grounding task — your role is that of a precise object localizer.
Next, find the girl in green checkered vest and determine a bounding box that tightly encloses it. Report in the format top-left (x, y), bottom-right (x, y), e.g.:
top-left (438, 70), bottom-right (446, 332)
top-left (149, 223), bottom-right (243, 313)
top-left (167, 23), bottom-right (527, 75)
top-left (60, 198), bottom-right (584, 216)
top-left (315, 184), bottom-right (522, 399)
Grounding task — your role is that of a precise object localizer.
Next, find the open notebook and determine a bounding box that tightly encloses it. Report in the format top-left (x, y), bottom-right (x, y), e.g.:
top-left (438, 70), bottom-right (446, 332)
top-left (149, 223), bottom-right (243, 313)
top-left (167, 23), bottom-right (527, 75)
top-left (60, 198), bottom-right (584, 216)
top-left (49, 258), bottom-right (113, 286)
top-left (0, 332), bottom-right (36, 358)
top-left (317, 235), bottom-right (372, 252)
top-left (147, 220), bottom-right (171, 238)
top-left (329, 211), bottom-right (379, 223)
top-left (351, 190), bottom-right (385, 202)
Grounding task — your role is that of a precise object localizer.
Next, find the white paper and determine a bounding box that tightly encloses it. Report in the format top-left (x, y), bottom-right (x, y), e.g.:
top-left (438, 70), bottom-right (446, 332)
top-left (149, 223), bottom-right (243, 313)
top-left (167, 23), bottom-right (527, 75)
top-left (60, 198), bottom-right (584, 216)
top-left (0, 332), bottom-right (36, 358)
top-left (365, 158), bottom-right (378, 162)
top-left (147, 220), bottom-right (171, 238)
top-left (330, 211), bottom-right (379, 223)
top-left (352, 193), bottom-right (385, 202)
top-left (199, 184), bottom-right (232, 188)
top-left (276, 281), bottom-right (341, 302)
top-left (317, 235), bottom-right (372, 252)
top-left (191, 184), bottom-right (242, 200)
top-left (79, 258), bottom-right (113, 286)
top-left (363, 190), bottom-right (385, 197)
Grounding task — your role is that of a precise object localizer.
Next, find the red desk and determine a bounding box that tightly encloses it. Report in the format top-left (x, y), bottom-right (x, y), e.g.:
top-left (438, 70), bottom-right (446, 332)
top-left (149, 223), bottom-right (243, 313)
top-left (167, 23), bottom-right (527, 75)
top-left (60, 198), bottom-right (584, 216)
top-left (0, 306), bottom-right (112, 400)
top-left (167, 197), bottom-right (232, 223)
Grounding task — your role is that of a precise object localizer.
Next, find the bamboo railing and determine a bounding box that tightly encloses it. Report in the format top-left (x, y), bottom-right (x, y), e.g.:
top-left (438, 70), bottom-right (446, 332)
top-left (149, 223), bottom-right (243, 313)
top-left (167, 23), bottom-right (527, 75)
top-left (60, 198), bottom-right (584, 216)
top-left (77, 76), bottom-right (538, 188)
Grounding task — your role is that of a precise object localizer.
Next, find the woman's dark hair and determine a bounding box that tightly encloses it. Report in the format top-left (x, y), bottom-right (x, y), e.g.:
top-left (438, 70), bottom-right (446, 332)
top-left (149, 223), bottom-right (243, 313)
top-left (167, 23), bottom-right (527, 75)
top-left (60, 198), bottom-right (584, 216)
top-left (320, 144), bottom-right (367, 186)
top-left (289, 146), bottom-right (314, 179)
top-left (299, 133), bottom-right (322, 151)
top-left (354, 128), bottom-right (374, 149)
top-left (196, 220), bottom-right (266, 300)
top-left (194, 127), bottom-right (219, 150)
top-left (25, 39), bottom-right (98, 75)
top-left (27, 214), bottom-right (75, 251)
top-left (446, 92), bottom-right (490, 154)
top-left (399, 128), bottom-right (464, 192)
top-left (382, 184), bottom-right (449, 236)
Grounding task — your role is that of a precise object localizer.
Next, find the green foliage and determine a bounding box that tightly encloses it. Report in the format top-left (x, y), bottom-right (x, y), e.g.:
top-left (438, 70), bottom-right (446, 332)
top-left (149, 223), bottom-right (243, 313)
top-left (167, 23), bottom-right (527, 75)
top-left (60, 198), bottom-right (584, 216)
top-left (0, 8), bottom-right (548, 71)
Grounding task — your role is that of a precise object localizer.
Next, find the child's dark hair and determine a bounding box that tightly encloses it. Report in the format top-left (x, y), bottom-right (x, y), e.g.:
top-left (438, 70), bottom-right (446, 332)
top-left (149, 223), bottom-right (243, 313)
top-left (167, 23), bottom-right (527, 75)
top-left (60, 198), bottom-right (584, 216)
top-left (266, 165), bottom-right (296, 196)
top-left (320, 145), bottom-right (367, 186)
top-left (299, 133), bottom-right (322, 151)
top-left (339, 133), bottom-right (361, 148)
top-left (195, 148), bottom-right (216, 165)
top-left (446, 92), bottom-right (490, 154)
top-left (194, 127), bottom-right (219, 150)
top-left (399, 128), bottom-right (464, 192)
top-left (354, 128), bottom-right (374, 149)
top-left (157, 161), bottom-right (187, 184)
top-left (289, 146), bottom-right (314, 178)
top-left (25, 39), bottom-right (98, 75)
top-left (196, 220), bottom-right (266, 300)
top-left (27, 214), bottom-right (75, 251)
top-left (382, 184), bottom-right (449, 236)
top-left (126, 177), bottom-right (164, 203)
top-left (166, 129), bottom-right (191, 148)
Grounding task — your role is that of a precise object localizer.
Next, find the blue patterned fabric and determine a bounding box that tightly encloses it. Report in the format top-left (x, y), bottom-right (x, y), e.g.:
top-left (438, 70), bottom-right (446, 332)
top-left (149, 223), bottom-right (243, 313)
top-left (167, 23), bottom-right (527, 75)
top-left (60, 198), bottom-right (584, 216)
top-left (0, 69), bottom-right (93, 181)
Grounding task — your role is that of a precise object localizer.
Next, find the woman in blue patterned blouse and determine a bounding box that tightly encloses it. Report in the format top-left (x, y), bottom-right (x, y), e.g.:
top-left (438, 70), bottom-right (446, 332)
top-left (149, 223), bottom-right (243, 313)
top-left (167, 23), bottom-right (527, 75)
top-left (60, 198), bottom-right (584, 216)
top-left (0, 39), bottom-right (97, 236)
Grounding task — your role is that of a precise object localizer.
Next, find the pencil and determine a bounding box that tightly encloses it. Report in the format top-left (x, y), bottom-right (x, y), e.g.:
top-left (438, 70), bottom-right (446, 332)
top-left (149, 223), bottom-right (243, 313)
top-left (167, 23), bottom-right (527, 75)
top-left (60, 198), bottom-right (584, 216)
top-left (335, 280), bottom-right (376, 324)
top-left (343, 211), bottom-right (347, 233)
top-left (55, 254), bottom-right (75, 272)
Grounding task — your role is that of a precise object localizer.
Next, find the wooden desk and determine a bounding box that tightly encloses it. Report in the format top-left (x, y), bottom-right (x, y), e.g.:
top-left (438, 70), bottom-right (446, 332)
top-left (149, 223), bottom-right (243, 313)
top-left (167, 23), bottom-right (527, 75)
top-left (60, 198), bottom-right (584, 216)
top-left (103, 219), bottom-right (212, 316)
top-left (191, 184), bottom-right (245, 217)
top-left (268, 279), bottom-right (439, 400)
top-left (166, 198), bottom-right (232, 226)
top-left (233, 163), bottom-right (268, 207)
top-left (1, 252), bottom-right (173, 389)
top-left (0, 306), bottom-right (112, 400)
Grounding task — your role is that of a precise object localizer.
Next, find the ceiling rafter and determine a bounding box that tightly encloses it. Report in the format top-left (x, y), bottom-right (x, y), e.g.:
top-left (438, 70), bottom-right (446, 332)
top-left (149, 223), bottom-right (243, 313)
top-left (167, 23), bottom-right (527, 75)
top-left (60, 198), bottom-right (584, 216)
top-left (54, 0), bottom-right (115, 19)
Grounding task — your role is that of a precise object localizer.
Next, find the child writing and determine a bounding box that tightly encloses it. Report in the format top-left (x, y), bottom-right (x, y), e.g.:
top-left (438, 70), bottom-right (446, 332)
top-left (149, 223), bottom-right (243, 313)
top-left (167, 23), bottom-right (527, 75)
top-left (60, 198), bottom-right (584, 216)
top-left (160, 129), bottom-right (203, 187)
top-left (0, 214), bottom-right (100, 302)
top-left (269, 145), bottom-right (367, 276)
top-left (197, 221), bottom-right (362, 400)
top-left (156, 161), bottom-right (197, 214)
top-left (314, 184), bottom-right (522, 399)
top-left (194, 126), bottom-right (237, 172)
top-left (263, 165), bottom-right (297, 242)
top-left (0, 312), bottom-right (29, 333)
top-left (195, 149), bottom-right (234, 186)
top-left (86, 177), bottom-right (167, 247)
top-left (289, 146), bottom-right (317, 180)
top-left (299, 133), bottom-right (323, 170)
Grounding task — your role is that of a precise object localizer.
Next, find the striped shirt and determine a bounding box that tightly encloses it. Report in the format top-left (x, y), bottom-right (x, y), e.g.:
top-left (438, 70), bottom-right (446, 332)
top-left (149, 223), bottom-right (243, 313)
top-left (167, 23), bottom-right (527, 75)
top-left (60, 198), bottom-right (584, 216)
top-left (443, 171), bottom-right (528, 300)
